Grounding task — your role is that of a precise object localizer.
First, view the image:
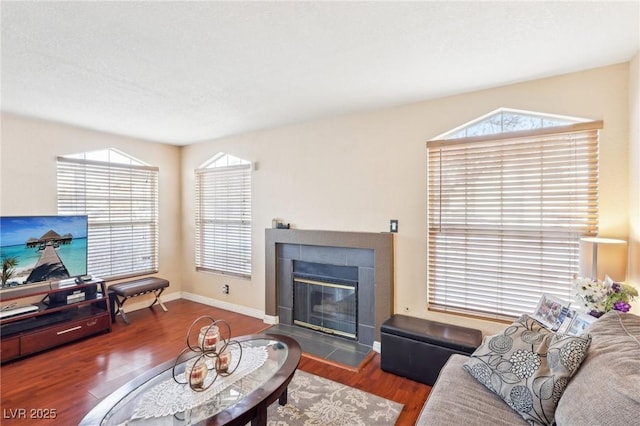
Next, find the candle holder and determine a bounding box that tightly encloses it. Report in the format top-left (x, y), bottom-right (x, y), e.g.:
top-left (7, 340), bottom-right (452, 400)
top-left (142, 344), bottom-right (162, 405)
top-left (172, 316), bottom-right (242, 392)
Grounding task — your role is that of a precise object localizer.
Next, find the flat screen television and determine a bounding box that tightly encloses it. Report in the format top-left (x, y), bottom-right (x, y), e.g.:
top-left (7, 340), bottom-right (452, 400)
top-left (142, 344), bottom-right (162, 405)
top-left (0, 215), bottom-right (88, 287)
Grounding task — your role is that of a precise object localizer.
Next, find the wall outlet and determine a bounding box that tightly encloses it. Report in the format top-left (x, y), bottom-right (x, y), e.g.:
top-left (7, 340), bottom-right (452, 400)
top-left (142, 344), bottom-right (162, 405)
top-left (223, 284), bottom-right (229, 294)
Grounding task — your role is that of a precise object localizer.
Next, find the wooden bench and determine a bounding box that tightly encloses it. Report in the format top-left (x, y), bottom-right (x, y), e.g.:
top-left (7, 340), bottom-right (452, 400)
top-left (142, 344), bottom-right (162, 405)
top-left (109, 277), bottom-right (169, 324)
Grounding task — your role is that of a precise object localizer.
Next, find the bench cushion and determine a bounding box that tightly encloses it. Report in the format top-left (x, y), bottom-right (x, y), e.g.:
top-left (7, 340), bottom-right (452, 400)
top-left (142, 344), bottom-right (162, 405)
top-left (110, 277), bottom-right (169, 297)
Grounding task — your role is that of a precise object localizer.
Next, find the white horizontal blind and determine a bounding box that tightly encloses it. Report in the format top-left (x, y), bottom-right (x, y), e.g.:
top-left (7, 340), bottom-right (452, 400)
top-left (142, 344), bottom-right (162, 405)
top-left (427, 122), bottom-right (601, 320)
top-left (195, 164), bottom-right (252, 278)
top-left (57, 157), bottom-right (159, 280)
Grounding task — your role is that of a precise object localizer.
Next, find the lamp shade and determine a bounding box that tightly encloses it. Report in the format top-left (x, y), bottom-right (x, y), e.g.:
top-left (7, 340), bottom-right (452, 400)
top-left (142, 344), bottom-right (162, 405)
top-left (579, 237), bottom-right (628, 282)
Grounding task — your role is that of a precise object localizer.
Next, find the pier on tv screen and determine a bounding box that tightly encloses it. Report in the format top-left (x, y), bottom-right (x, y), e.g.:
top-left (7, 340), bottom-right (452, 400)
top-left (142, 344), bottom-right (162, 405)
top-left (0, 215), bottom-right (88, 286)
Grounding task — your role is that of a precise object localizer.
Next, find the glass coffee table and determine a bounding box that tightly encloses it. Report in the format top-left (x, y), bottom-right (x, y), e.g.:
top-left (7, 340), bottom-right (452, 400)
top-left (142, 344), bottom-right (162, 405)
top-left (80, 334), bottom-right (301, 426)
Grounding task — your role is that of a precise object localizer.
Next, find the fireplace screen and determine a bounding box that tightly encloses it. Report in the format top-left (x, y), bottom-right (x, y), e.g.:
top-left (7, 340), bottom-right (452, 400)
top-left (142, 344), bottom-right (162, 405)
top-left (293, 260), bottom-right (358, 339)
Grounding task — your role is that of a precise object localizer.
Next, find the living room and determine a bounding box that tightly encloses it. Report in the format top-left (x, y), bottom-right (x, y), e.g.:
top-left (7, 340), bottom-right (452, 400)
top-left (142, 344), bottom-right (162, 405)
top-left (1, 2), bottom-right (639, 425)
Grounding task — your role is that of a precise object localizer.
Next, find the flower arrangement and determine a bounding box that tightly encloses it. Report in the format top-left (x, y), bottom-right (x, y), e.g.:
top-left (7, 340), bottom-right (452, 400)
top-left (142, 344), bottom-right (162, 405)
top-left (572, 275), bottom-right (639, 317)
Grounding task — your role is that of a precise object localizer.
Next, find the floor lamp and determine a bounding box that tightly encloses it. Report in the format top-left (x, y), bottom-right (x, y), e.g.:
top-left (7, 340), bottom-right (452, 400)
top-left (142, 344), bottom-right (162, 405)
top-left (579, 237), bottom-right (628, 282)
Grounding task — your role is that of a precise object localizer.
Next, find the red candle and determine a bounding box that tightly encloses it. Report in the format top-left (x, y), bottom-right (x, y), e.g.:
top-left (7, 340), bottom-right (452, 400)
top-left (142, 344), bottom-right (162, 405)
top-left (216, 342), bottom-right (232, 373)
top-left (199, 325), bottom-right (219, 350)
top-left (186, 358), bottom-right (207, 388)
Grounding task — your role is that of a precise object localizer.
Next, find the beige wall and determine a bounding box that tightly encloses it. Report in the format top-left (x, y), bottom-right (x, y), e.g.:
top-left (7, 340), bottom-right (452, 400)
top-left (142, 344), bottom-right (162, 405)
top-left (1, 62), bottom-right (635, 334)
top-left (181, 63), bottom-right (631, 334)
top-left (629, 52), bottom-right (640, 315)
top-left (0, 115), bottom-right (184, 301)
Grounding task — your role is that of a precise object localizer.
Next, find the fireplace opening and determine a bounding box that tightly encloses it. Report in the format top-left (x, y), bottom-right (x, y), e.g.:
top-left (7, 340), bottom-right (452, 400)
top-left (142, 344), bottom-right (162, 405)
top-left (292, 261), bottom-right (358, 340)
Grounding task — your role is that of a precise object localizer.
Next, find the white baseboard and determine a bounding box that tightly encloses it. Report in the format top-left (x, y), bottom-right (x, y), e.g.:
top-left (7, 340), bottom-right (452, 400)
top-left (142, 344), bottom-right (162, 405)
top-left (180, 292), bottom-right (265, 320)
top-left (373, 341), bottom-right (381, 353)
top-left (163, 291), bottom-right (182, 303)
top-left (263, 315), bottom-right (278, 325)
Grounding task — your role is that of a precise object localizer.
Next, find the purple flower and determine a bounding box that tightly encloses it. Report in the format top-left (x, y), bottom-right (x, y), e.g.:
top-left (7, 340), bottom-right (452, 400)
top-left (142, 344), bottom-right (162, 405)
top-left (613, 301), bottom-right (631, 313)
top-left (612, 282), bottom-right (621, 293)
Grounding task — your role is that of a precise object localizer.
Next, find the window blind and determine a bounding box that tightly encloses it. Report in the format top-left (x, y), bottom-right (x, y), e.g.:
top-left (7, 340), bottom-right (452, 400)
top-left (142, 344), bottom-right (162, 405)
top-left (427, 122), bottom-right (601, 320)
top-left (195, 164), bottom-right (252, 278)
top-left (57, 157), bottom-right (159, 280)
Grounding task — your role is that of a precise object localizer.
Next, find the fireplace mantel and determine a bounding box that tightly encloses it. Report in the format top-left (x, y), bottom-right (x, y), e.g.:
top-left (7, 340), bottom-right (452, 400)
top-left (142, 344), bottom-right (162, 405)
top-left (265, 229), bottom-right (394, 341)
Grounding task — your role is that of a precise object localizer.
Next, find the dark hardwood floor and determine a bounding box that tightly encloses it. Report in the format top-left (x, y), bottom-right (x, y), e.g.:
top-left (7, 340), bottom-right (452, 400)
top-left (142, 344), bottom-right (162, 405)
top-left (0, 299), bottom-right (430, 425)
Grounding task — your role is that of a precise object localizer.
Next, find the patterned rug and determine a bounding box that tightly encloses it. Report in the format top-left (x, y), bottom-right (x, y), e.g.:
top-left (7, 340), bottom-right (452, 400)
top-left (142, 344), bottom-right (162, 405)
top-left (267, 370), bottom-right (403, 425)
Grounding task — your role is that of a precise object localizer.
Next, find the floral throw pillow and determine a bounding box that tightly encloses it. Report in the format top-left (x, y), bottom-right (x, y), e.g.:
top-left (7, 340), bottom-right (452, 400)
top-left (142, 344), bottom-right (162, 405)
top-left (463, 314), bottom-right (591, 426)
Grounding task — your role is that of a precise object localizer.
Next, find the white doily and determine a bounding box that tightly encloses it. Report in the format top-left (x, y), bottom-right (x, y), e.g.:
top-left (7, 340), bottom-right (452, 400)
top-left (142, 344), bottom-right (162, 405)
top-left (131, 345), bottom-right (267, 420)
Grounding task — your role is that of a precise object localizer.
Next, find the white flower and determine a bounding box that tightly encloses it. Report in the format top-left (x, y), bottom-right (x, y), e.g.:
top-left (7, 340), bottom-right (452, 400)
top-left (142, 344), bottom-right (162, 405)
top-left (572, 277), bottom-right (608, 312)
top-left (571, 275), bottom-right (638, 314)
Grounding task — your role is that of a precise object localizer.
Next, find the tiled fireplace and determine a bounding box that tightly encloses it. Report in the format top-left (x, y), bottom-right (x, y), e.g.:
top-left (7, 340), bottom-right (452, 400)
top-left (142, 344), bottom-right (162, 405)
top-left (265, 229), bottom-right (394, 347)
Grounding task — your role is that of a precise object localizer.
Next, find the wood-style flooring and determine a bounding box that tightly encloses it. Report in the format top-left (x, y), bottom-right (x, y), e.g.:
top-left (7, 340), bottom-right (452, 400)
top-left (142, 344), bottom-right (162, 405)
top-left (0, 299), bottom-right (431, 425)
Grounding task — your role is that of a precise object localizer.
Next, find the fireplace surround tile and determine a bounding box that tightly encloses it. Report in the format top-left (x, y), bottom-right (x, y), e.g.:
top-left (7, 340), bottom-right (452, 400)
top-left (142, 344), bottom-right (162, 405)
top-left (358, 324), bottom-right (375, 346)
top-left (299, 244), bottom-right (350, 265)
top-left (278, 244), bottom-right (373, 343)
top-left (266, 229), bottom-right (393, 344)
top-left (277, 258), bottom-right (293, 309)
top-left (358, 266), bottom-right (375, 327)
top-left (347, 249), bottom-right (375, 268)
top-left (277, 243), bottom-right (301, 260)
top-left (279, 307), bottom-right (292, 325)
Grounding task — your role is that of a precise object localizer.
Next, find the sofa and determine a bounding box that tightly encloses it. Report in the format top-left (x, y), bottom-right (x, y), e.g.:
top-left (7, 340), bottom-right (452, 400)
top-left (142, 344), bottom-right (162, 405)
top-left (416, 310), bottom-right (640, 425)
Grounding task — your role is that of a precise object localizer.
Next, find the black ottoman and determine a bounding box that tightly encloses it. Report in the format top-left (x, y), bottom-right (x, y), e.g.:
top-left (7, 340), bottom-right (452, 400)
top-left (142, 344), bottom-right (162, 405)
top-left (381, 314), bottom-right (482, 385)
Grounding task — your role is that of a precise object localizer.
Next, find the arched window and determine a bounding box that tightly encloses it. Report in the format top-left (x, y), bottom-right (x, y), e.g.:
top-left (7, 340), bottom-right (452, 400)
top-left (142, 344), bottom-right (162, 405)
top-left (435, 108), bottom-right (587, 140)
top-left (57, 149), bottom-right (159, 279)
top-left (195, 153), bottom-right (252, 278)
top-left (427, 109), bottom-right (601, 320)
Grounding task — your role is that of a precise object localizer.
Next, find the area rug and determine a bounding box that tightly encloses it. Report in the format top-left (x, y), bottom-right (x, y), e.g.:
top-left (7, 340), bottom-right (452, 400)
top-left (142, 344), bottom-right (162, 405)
top-left (266, 370), bottom-right (403, 425)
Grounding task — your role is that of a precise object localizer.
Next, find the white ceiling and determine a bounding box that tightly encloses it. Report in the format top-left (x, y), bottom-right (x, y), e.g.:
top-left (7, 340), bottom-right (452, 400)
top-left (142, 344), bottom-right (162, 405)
top-left (2, 1), bottom-right (639, 146)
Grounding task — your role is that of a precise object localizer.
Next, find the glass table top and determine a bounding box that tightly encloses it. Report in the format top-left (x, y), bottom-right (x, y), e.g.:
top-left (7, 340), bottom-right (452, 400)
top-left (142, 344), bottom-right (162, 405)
top-left (97, 337), bottom-right (292, 425)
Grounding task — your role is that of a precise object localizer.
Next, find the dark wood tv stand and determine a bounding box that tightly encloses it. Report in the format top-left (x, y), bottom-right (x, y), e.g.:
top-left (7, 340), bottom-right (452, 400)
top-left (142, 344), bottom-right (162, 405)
top-left (0, 279), bottom-right (111, 363)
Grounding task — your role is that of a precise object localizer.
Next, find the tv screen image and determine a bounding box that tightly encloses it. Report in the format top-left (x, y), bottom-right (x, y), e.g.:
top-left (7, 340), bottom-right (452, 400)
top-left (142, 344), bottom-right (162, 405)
top-left (0, 215), bottom-right (88, 286)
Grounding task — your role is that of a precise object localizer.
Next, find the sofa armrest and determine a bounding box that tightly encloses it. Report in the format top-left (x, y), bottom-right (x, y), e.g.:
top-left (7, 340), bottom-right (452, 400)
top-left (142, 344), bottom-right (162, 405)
top-left (416, 354), bottom-right (527, 426)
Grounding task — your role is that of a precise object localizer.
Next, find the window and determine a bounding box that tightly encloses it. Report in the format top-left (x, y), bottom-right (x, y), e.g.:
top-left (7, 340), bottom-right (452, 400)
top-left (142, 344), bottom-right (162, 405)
top-left (57, 149), bottom-right (159, 279)
top-left (195, 153), bottom-right (252, 278)
top-left (427, 109), bottom-right (601, 320)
